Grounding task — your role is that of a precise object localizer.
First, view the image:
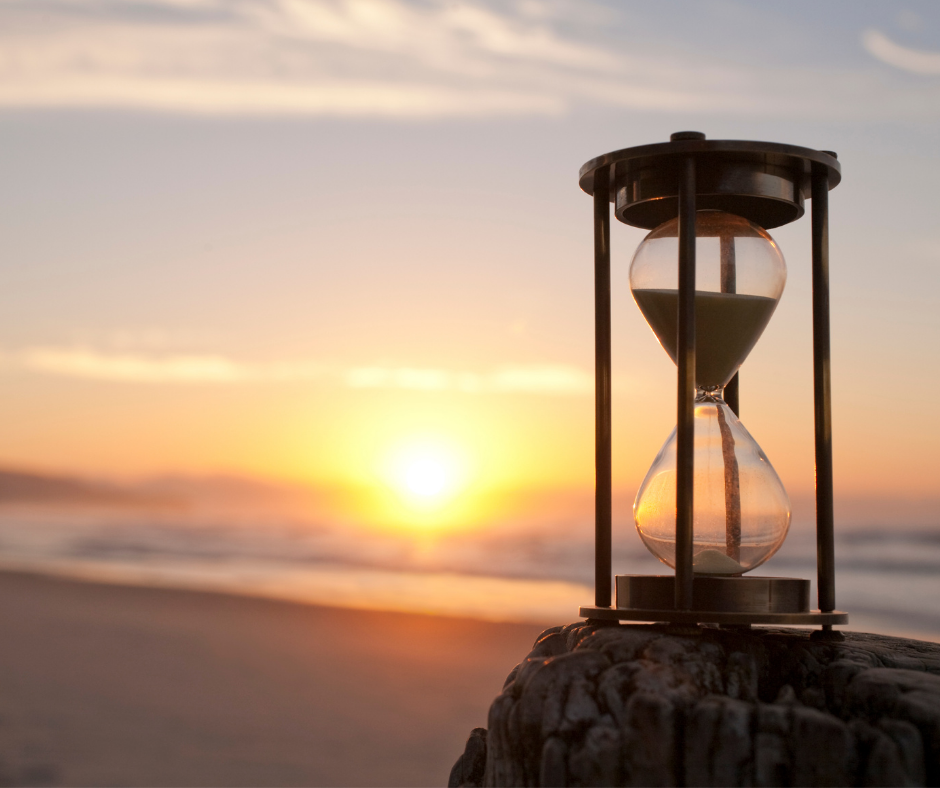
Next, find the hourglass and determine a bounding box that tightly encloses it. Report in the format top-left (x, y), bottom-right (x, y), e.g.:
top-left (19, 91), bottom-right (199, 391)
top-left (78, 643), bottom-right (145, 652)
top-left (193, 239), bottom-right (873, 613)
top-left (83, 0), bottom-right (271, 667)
top-left (577, 133), bottom-right (848, 631)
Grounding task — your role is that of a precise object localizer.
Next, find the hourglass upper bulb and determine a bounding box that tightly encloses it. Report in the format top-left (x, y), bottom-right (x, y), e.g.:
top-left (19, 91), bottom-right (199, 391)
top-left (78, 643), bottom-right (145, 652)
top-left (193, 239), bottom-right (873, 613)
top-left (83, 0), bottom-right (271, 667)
top-left (629, 210), bottom-right (786, 391)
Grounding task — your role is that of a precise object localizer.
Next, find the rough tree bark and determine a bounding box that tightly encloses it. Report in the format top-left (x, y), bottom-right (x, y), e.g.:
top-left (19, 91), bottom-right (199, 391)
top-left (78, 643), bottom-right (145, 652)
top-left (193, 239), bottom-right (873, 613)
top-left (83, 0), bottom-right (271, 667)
top-left (449, 623), bottom-right (940, 787)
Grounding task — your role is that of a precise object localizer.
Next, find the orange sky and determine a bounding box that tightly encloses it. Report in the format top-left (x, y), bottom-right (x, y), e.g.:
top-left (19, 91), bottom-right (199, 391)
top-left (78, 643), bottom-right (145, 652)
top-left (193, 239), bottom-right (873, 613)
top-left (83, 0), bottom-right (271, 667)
top-left (0, 1), bottom-right (938, 535)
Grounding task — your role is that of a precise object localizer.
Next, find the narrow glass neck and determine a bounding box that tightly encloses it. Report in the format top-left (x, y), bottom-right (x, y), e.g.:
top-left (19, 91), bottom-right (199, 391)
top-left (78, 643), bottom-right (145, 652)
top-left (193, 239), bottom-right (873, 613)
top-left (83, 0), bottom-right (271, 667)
top-left (695, 385), bottom-right (725, 403)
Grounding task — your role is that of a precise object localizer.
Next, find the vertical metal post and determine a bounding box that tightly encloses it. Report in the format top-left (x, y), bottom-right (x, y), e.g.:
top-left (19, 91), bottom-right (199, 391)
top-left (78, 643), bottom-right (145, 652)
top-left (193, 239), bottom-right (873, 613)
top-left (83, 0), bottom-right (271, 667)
top-left (675, 158), bottom-right (697, 611)
top-left (593, 166), bottom-right (612, 609)
top-left (720, 234), bottom-right (740, 417)
top-left (812, 166), bottom-right (836, 618)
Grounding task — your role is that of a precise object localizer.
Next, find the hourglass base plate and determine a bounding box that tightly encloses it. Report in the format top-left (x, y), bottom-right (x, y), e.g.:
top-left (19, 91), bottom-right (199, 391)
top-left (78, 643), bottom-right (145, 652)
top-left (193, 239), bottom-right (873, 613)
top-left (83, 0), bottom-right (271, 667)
top-left (579, 605), bottom-right (848, 626)
top-left (579, 574), bottom-right (848, 626)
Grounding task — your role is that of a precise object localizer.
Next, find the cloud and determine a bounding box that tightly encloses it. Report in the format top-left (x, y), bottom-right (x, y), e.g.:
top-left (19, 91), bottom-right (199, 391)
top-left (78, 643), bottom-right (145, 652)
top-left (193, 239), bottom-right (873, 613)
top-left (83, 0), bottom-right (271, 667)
top-left (346, 364), bottom-right (592, 395)
top-left (0, 0), bottom-right (626, 117)
top-left (19, 347), bottom-right (325, 383)
top-left (862, 29), bottom-right (940, 75)
top-left (2, 2), bottom-right (937, 120)
top-left (487, 365), bottom-right (592, 395)
top-left (0, 0), bottom-right (835, 118)
top-left (13, 347), bottom-right (592, 395)
top-left (0, 76), bottom-right (563, 117)
top-left (250, 0), bottom-right (620, 71)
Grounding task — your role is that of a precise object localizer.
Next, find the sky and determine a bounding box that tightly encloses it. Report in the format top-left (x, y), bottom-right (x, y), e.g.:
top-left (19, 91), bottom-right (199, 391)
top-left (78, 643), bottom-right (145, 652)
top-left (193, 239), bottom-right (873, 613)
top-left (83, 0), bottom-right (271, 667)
top-left (0, 0), bottom-right (939, 533)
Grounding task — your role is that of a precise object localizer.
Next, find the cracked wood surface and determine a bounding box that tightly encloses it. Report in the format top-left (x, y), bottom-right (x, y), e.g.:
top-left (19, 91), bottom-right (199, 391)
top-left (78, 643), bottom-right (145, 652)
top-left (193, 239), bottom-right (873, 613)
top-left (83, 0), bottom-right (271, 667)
top-left (450, 623), bottom-right (940, 787)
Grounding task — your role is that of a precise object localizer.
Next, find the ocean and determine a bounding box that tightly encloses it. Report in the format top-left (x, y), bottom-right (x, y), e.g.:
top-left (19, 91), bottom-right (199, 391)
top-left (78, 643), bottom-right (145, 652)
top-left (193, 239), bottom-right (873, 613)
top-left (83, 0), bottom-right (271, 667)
top-left (0, 494), bottom-right (937, 642)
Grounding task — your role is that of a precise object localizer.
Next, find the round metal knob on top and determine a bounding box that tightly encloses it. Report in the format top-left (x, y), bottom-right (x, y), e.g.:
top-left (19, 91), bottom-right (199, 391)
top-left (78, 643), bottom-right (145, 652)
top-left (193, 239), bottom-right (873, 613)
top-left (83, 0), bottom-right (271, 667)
top-left (670, 131), bottom-right (706, 141)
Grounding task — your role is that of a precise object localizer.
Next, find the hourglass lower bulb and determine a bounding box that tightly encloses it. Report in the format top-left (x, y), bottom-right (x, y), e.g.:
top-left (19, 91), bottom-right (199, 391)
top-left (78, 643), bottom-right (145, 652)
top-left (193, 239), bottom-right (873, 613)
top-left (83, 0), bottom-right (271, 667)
top-left (630, 211), bottom-right (791, 575)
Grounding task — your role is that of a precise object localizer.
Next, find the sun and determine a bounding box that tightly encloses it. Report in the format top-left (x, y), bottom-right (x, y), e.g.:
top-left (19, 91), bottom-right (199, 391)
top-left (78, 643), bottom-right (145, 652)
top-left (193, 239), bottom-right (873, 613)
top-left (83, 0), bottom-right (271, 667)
top-left (403, 457), bottom-right (449, 499)
top-left (382, 438), bottom-right (468, 513)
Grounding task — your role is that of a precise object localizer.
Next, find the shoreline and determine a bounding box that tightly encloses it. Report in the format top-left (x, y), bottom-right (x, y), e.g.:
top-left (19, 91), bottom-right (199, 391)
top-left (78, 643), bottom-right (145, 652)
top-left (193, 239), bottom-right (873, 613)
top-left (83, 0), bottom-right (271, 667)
top-left (0, 554), bottom-right (589, 627)
top-left (0, 569), bottom-right (544, 786)
top-left (1, 558), bottom-right (937, 645)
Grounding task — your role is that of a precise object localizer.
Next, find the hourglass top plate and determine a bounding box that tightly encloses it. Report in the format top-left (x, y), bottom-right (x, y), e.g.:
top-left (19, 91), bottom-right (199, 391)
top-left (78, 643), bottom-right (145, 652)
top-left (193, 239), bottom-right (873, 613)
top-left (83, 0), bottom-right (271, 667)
top-left (579, 138), bottom-right (841, 230)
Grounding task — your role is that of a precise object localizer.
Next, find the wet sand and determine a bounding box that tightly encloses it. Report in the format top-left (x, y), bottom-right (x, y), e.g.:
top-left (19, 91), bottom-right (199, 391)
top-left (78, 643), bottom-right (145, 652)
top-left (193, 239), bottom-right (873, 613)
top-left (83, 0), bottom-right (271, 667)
top-left (0, 571), bottom-right (544, 786)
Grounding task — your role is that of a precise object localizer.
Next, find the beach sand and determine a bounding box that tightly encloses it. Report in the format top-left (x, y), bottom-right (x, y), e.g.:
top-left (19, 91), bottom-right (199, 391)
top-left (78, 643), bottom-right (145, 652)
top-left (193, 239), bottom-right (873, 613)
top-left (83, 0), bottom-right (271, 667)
top-left (0, 571), bottom-right (544, 786)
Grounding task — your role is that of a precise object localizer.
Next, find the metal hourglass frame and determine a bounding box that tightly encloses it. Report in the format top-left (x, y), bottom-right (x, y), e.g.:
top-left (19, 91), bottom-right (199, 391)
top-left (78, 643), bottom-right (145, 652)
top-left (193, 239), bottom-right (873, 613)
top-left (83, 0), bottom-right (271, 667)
top-left (577, 132), bottom-right (849, 631)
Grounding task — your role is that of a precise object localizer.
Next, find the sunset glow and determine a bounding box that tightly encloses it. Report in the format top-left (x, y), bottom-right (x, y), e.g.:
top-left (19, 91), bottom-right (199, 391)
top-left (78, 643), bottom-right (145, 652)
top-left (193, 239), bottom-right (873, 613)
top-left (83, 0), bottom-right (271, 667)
top-left (382, 438), bottom-right (469, 515)
top-left (0, 0), bottom-right (935, 552)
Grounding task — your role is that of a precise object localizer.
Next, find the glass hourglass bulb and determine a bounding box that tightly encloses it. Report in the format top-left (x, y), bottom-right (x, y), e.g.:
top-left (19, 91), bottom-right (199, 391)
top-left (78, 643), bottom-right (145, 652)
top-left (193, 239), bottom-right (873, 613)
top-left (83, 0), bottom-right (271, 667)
top-left (630, 210), bottom-right (791, 575)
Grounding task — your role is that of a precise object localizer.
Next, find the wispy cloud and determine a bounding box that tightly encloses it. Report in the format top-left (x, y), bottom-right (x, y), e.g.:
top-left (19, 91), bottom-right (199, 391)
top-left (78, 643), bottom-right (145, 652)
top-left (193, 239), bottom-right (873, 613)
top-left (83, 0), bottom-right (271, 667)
top-left (346, 364), bottom-right (592, 394)
top-left (1, 2), bottom-right (937, 119)
top-left (862, 29), bottom-right (940, 75)
top-left (0, 0), bottom-right (889, 119)
top-left (19, 347), bottom-right (325, 383)
top-left (0, 0), bottom-right (630, 117)
top-left (13, 346), bottom-right (592, 395)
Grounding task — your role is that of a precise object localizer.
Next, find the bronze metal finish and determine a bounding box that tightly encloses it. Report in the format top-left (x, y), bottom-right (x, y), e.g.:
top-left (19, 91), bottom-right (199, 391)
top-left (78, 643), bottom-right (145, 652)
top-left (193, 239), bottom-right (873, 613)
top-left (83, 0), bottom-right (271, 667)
top-left (579, 138), bottom-right (841, 230)
top-left (616, 575), bottom-right (809, 614)
top-left (578, 605), bottom-right (848, 627)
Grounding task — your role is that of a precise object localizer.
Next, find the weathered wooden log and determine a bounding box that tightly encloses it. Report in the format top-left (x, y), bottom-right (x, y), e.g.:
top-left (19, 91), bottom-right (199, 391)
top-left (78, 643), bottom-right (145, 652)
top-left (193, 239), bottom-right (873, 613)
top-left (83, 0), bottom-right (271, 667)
top-left (449, 623), bottom-right (940, 787)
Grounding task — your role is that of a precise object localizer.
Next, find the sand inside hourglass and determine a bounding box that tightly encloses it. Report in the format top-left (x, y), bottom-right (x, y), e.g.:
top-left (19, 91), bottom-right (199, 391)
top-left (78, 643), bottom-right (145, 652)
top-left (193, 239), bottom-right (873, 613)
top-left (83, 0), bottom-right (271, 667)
top-left (638, 538), bottom-right (779, 576)
top-left (632, 289), bottom-right (778, 389)
top-left (693, 548), bottom-right (745, 575)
